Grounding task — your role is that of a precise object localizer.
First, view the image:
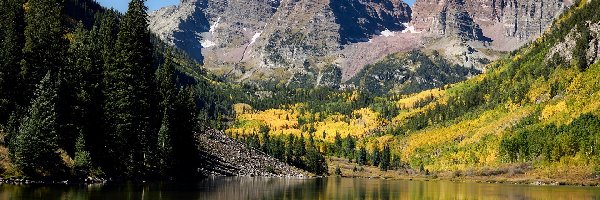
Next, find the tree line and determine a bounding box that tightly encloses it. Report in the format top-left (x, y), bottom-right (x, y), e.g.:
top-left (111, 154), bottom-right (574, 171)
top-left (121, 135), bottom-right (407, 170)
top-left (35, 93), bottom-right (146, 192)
top-left (238, 126), bottom-right (328, 175)
top-left (237, 127), bottom-right (404, 175)
top-left (500, 114), bottom-right (600, 164)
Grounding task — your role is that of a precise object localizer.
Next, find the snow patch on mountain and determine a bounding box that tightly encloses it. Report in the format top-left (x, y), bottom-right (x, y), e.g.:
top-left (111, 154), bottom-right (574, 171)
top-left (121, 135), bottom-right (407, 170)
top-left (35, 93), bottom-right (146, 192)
top-left (209, 17), bottom-right (221, 34)
top-left (250, 32), bottom-right (262, 45)
top-left (381, 29), bottom-right (396, 37)
top-left (401, 23), bottom-right (421, 34)
top-left (201, 40), bottom-right (216, 48)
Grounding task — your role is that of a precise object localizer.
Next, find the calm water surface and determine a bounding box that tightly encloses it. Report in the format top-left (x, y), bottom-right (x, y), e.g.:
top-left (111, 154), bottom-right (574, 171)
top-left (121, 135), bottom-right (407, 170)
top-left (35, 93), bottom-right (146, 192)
top-left (1, 177), bottom-right (600, 199)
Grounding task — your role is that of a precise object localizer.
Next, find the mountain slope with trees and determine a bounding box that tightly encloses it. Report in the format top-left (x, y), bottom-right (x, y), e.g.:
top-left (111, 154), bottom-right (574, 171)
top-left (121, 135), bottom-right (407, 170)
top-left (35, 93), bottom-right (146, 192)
top-left (228, 0), bottom-right (600, 183)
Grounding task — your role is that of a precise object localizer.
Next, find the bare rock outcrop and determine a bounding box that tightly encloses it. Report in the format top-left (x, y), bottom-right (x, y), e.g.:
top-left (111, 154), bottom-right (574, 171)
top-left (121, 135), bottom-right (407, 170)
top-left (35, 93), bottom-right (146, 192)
top-left (148, 0), bottom-right (573, 87)
top-left (547, 21), bottom-right (600, 66)
top-left (149, 0), bottom-right (412, 84)
top-left (412, 0), bottom-right (573, 50)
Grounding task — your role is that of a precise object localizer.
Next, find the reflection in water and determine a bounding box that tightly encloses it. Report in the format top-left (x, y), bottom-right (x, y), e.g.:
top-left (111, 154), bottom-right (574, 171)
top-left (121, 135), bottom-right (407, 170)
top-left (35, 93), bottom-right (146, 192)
top-left (1, 177), bottom-right (600, 200)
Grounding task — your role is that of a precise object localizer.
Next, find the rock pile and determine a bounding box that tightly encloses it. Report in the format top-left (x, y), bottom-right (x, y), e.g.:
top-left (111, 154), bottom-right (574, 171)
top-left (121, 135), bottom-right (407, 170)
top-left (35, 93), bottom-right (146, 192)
top-left (196, 129), bottom-right (306, 177)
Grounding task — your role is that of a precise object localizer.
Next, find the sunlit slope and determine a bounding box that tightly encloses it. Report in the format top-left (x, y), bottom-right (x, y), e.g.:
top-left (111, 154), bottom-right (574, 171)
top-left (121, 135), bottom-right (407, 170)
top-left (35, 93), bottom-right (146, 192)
top-left (228, 0), bottom-right (600, 178)
top-left (227, 103), bottom-right (384, 141)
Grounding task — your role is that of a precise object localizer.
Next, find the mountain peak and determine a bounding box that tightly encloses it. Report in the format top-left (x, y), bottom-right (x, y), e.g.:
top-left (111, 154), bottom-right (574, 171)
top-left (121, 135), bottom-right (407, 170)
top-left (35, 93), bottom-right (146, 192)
top-left (149, 0), bottom-right (572, 87)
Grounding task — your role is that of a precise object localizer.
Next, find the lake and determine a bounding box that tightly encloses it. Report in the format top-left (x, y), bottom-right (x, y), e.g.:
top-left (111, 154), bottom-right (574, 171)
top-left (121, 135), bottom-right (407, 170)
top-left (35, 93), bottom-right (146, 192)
top-left (2, 177), bottom-right (600, 199)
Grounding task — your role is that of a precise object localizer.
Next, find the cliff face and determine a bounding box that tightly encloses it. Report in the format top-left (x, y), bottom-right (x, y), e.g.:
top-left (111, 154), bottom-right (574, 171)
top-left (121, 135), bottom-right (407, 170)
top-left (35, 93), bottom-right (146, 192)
top-left (331, 0), bottom-right (412, 44)
top-left (149, 0), bottom-right (279, 64)
top-left (149, 0), bottom-right (573, 87)
top-left (149, 0), bottom-right (412, 84)
top-left (412, 0), bottom-right (573, 48)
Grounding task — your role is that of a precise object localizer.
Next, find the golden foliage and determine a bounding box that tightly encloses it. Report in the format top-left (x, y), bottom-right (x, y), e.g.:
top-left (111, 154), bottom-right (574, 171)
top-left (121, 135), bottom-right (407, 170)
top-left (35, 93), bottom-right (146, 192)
top-left (396, 89), bottom-right (445, 109)
top-left (541, 101), bottom-right (568, 120)
top-left (228, 103), bottom-right (384, 142)
top-left (314, 108), bottom-right (383, 142)
top-left (233, 103), bottom-right (253, 115)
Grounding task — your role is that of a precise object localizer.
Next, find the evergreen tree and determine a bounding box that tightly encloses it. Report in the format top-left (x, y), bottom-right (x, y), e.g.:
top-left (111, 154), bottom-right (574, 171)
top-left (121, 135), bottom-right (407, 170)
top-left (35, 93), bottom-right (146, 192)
top-left (103, 0), bottom-right (158, 178)
top-left (293, 133), bottom-right (306, 167)
top-left (305, 146), bottom-right (328, 176)
top-left (334, 166), bottom-right (342, 176)
top-left (249, 134), bottom-right (260, 149)
top-left (157, 112), bottom-right (173, 176)
top-left (357, 146), bottom-right (367, 166)
top-left (391, 154), bottom-right (402, 170)
top-left (97, 10), bottom-right (120, 67)
top-left (270, 139), bottom-right (285, 160)
top-left (14, 72), bottom-right (64, 178)
top-left (342, 135), bottom-right (355, 160)
top-left (170, 88), bottom-right (200, 179)
top-left (305, 133), bottom-right (328, 176)
top-left (60, 23), bottom-right (91, 156)
top-left (573, 24), bottom-right (591, 71)
top-left (380, 145), bottom-right (391, 171)
top-left (21, 0), bottom-right (67, 102)
top-left (156, 50), bottom-right (176, 176)
top-left (371, 146), bottom-right (380, 166)
top-left (94, 10), bottom-right (120, 173)
top-left (156, 72), bottom-right (200, 179)
top-left (0, 0), bottom-right (25, 122)
top-left (261, 125), bottom-right (271, 154)
top-left (65, 22), bottom-right (103, 174)
top-left (74, 133), bottom-right (92, 177)
top-left (157, 49), bottom-right (177, 110)
top-left (285, 134), bottom-right (295, 163)
top-left (334, 132), bottom-right (342, 157)
top-left (76, 17), bottom-right (106, 172)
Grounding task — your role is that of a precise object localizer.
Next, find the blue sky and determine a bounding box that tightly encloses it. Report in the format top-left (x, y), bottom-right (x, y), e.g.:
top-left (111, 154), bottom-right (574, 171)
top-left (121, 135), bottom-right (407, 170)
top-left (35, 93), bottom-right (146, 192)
top-left (96, 0), bottom-right (180, 13)
top-left (97, 0), bottom-right (416, 13)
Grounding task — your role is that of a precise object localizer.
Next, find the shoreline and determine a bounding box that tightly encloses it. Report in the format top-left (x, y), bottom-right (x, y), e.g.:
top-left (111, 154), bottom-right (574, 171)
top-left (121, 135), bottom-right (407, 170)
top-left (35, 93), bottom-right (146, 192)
top-left (334, 174), bottom-right (600, 187)
top-left (0, 175), bottom-right (600, 187)
top-left (327, 157), bottom-right (600, 187)
top-left (2, 174), bottom-right (599, 187)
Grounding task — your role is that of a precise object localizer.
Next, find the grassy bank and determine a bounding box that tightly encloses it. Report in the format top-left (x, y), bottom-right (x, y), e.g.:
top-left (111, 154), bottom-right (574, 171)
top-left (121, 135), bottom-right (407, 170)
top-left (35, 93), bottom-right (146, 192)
top-left (327, 157), bottom-right (600, 186)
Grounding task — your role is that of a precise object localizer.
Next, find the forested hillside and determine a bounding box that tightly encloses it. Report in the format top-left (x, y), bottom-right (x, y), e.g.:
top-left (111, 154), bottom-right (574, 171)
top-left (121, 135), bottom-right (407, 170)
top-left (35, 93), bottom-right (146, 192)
top-left (348, 50), bottom-right (482, 95)
top-left (0, 0), bottom-right (238, 181)
top-left (228, 0), bottom-right (600, 182)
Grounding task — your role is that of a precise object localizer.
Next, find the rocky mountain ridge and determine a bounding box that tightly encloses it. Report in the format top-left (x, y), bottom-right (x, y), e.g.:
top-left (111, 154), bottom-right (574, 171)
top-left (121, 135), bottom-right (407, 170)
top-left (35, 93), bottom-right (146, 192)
top-left (149, 0), bottom-right (413, 85)
top-left (412, 0), bottom-right (574, 50)
top-left (149, 0), bottom-right (574, 88)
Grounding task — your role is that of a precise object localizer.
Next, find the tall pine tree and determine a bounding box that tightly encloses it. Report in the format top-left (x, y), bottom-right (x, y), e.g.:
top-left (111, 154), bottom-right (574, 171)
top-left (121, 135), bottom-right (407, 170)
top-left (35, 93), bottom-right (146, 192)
top-left (371, 146), bottom-right (380, 166)
top-left (157, 55), bottom-right (200, 178)
top-left (94, 9), bottom-right (120, 173)
top-left (380, 145), bottom-right (391, 171)
top-left (103, 0), bottom-right (158, 178)
top-left (14, 72), bottom-right (64, 178)
top-left (59, 23), bottom-right (90, 156)
top-left (21, 0), bottom-right (67, 102)
top-left (285, 134), bottom-right (295, 164)
top-left (0, 0), bottom-right (25, 122)
top-left (171, 88), bottom-right (200, 179)
top-left (156, 50), bottom-right (176, 176)
top-left (357, 146), bottom-right (367, 166)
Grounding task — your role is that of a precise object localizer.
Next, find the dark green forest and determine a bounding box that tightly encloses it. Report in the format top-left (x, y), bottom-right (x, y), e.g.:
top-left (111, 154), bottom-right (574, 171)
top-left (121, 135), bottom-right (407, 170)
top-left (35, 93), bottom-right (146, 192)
top-left (0, 0), bottom-right (237, 180)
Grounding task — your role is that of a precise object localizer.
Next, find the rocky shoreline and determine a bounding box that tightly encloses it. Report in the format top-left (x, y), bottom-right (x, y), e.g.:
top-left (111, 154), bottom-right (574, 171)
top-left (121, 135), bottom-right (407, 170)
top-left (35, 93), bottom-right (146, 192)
top-left (0, 177), bottom-right (106, 185)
